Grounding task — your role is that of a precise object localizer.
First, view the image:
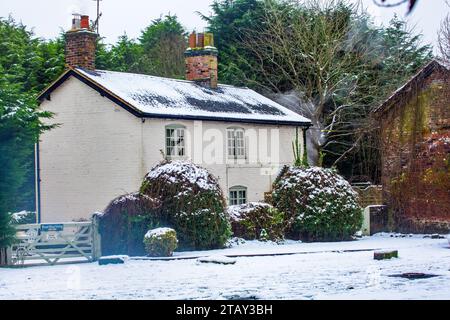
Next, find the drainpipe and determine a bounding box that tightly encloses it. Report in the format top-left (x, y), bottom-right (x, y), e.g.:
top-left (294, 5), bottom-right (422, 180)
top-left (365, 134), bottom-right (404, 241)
top-left (35, 142), bottom-right (41, 223)
top-left (303, 126), bottom-right (309, 163)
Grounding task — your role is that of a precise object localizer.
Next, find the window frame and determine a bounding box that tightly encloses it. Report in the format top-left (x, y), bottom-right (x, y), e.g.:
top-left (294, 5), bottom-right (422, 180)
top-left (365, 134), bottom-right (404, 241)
top-left (227, 127), bottom-right (246, 159)
top-left (229, 185), bottom-right (248, 206)
top-left (165, 124), bottom-right (186, 159)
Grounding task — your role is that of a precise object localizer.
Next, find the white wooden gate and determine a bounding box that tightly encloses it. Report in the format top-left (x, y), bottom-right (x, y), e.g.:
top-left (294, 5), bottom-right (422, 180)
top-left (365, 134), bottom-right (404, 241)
top-left (7, 221), bottom-right (101, 266)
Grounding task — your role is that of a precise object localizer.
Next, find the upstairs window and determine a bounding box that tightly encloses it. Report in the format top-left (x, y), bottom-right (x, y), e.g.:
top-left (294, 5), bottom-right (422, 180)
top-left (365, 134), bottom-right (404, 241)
top-left (227, 127), bottom-right (245, 159)
top-left (229, 186), bottom-right (247, 205)
top-left (166, 125), bottom-right (185, 158)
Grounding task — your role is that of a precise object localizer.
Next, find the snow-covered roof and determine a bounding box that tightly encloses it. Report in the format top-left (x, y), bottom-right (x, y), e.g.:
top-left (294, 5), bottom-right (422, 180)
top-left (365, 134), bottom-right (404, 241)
top-left (39, 67), bottom-right (311, 126)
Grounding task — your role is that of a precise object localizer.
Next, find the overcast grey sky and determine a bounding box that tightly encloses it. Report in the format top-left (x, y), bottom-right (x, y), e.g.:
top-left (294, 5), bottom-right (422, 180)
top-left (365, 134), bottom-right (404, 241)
top-left (0, 0), bottom-right (448, 53)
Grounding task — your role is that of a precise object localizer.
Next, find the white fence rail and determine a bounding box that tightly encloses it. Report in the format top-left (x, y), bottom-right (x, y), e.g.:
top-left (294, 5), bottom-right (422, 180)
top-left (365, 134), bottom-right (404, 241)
top-left (2, 221), bottom-right (101, 267)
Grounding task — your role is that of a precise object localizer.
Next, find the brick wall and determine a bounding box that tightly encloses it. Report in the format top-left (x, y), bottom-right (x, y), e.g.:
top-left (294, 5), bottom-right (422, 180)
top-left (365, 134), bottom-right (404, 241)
top-left (65, 30), bottom-right (97, 70)
top-left (379, 66), bottom-right (450, 233)
top-left (185, 49), bottom-right (218, 88)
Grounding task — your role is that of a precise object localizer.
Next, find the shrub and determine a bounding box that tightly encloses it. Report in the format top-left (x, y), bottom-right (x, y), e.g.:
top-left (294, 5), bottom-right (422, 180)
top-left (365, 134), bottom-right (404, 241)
top-left (96, 192), bottom-right (161, 256)
top-left (272, 166), bottom-right (362, 241)
top-left (144, 228), bottom-right (178, 257)
top-left (140, 160), bottom-right (231, 250)
top-left (227, 202), bottom-right (285, 241)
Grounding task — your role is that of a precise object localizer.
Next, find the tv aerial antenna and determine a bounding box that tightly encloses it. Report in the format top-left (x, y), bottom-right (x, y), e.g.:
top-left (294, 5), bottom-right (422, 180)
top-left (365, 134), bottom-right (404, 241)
top-left (92, 0), bottom-right (103, 34)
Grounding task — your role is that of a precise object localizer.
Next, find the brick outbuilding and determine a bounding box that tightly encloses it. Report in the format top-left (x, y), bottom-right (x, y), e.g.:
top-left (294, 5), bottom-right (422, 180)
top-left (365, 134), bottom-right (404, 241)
top-left (374, 60), bottom-right (450, 233)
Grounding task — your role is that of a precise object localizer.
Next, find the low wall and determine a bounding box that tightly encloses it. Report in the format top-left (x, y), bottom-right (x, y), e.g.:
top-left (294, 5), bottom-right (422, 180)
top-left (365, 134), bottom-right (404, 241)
top-left (396, 217), bottom-right (450, 234)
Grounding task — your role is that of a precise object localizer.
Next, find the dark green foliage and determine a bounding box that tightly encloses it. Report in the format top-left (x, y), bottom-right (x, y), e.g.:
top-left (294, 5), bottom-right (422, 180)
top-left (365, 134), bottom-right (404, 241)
top-left (99, 161), bottom-right (231, 255)
top-left (202, 0), bottom-right (271, 87)
top-left (0, 79), bottom-right (53, 247)
top-left (98, 15), bottom-right (187, 78)
top-left (0, 17), bottom-right (65, 93)
top-left (96, 193), bottom-right (162, 256)
top-left (0, 17), bottom-right (59, 221)
top-left (94, 38), bottom-right (113, 70)
top-left (140, 15), bottom-right (185, 51)
top-left (227, 202), bottom-right (285, 241)
top-left (0, 211), bottom-right (16, 248)
top-left (138, 15), bottom-right (187, 78)
top-left (272, 166), bottom-right (362, 241)
top-left (140, 160), bottom-right (232, 250)
top-left (107, 35), bottom-right (143, 73)
top-left (144, 228), bottom-right (178, 257)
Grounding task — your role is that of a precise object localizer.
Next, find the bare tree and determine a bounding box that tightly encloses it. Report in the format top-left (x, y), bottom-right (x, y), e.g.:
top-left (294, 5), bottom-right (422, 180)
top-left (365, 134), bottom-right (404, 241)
top-left (438, 1), bottom-right (450, 66)
top-left (242, 0), bottom-right (377, 165)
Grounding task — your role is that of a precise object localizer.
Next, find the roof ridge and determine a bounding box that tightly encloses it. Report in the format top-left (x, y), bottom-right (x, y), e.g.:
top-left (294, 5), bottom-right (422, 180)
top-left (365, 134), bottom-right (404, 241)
top-left (78, 68), bottom-right (250, 90)
top-left (373, 59), bottom-right (447, 114)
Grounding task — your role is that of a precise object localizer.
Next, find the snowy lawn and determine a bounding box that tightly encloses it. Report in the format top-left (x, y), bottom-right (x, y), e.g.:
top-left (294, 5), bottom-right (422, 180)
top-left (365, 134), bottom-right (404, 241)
top-left (1, 234), bottom-right (449, 300)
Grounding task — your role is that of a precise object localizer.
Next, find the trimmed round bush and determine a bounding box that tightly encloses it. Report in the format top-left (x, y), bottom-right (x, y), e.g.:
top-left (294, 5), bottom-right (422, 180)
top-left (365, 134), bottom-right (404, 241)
top-left (272, 166), bottom-right (362, 241)
top-left (96, 192), bottom-right (161, 256)
top-left (140, 160), bottom-right (231, 250)
top-left (227, 202), bottom-right (285, 241)
top-left (144, 228), bottom-right (178, 257)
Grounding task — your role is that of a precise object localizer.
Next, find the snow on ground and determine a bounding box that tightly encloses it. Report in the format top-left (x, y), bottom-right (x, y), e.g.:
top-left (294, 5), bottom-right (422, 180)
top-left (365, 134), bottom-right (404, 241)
top-left (0, 234), bottom-right (449, 300)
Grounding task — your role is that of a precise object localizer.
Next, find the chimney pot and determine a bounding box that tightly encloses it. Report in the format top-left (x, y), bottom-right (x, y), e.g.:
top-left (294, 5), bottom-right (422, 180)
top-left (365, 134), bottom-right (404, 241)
top-left (72, 14), bottom-right (81, 30)
top-left (204, 33), bottom-right (214, 47)
top-left (80, 15), bottom-right (90, 29)
top-left (65, 15), bottom-right (97, 70)
top-left (197, 33), bottom-right (205, 48)
top-left (188, 32), bottom-right (197, 49)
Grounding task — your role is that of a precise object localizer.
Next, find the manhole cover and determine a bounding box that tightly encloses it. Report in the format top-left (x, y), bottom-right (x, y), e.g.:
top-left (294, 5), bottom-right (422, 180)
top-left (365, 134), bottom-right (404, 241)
top-left (389, 273), bottom-right (439, 280)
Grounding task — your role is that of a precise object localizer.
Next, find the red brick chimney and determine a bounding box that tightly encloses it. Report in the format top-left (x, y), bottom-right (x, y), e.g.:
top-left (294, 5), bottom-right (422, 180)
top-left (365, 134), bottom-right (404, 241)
top-left (65, 14), bottom-right (97, 70)
top-left (185, 32), bottom-right (218, 89)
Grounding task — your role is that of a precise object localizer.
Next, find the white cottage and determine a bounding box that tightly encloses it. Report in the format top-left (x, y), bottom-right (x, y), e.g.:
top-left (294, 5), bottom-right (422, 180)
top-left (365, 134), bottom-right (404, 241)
top-left (36, 16), bottom-right (311, 223)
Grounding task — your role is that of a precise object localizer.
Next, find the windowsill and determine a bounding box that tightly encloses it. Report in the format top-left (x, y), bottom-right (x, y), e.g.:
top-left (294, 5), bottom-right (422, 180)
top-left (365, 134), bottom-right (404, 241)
top-left (228, 202), bottom-right (248, 206)
top-left (166, 156), bottom-right (188, 161)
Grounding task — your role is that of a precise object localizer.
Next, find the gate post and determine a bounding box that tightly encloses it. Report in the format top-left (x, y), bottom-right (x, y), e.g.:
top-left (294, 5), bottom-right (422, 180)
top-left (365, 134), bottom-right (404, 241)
top-left (6, 247), bottom-right (12, 266)
top-left (91, 214), bottom-right (102, 261)
top-left (0, 248), bottom-right (5, 266)
top-left (0, 247), bottom-right (12, 266)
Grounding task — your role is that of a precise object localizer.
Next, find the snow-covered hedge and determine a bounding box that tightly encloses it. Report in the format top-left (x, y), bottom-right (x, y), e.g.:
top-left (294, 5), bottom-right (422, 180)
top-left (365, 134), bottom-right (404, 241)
top-left (140, 160), bottom-right (231, 250)
top-left (272, 166), bottom-right (362, 241)
top-left (227, 202), bottom-right (285, 241)
top-left (144, 228), bottom-right (178, 257)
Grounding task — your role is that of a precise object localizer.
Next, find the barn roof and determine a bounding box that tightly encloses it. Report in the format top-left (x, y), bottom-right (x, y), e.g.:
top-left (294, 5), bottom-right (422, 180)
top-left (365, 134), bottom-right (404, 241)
top-left (373, 59), bottom-right (449, 116)
top-left (38, 67), bottom-right (311, 127)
